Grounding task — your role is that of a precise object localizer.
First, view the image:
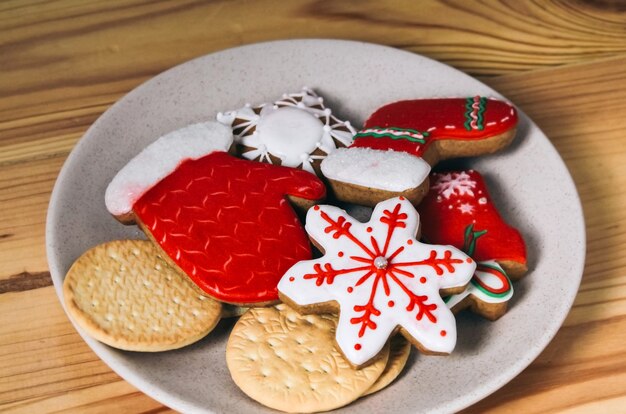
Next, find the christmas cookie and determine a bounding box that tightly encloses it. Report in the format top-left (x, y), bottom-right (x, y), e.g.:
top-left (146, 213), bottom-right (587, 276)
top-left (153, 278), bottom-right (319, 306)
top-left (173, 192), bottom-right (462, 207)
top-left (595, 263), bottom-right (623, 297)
top-left (278, 197), bottom-right (476, 367)
top-left (217, 87), bottom-right (356, 175)
top-left (362, 334), bottom-right (411, 396)
top-left (63, 240), bottom-right (222, 352)
top-left (418, 170), bottom-right (527, 320)
top-left (321, 97), bottom-right (518, 206)
top-left (226, 304), bottom-right (390, 413)
top-left (419, 170), bottom-right (527, 279)
top-left (106, 121), bottom-right (326, 305)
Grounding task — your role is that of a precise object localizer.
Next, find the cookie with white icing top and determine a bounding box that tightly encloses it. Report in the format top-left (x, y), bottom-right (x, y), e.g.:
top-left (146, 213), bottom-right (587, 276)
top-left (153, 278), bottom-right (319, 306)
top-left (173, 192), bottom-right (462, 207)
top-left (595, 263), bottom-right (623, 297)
top-left (217, 87), bottom-right (356, 175)
top-left (321, 97), bottom-right (518, 207)
top-left (105, 121), bottom-right (327, 305)
top-left (278, 196), bottom-right (476, 367)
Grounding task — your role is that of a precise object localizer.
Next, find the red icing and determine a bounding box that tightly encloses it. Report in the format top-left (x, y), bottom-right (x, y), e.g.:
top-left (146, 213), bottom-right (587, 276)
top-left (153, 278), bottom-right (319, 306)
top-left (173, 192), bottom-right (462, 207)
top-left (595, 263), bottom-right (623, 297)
top-left (133, 151), bottom-right (326, 304)
top-left (418, 170), bottom-right (526, 266)
top-left (304, 201), bottom-right (467, 336)
top-left (475, 263), bottom-right (511, 294)
top-left (353, 97), bottom-right (517, 157)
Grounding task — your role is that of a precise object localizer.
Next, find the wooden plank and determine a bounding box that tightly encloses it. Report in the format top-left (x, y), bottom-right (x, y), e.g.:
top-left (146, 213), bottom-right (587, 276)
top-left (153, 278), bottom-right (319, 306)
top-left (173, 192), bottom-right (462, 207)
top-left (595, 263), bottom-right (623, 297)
top-left (2, 0), bottom-right (625, 125)
top-left (0, 156), bottom-right (66, 282)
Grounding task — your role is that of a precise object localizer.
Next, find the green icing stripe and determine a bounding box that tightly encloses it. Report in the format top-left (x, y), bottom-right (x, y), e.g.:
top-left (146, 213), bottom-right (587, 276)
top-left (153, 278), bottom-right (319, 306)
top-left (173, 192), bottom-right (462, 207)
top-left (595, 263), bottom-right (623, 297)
top-left (463, 96), bottom-right (487, 131)
top-left (353, 127), bottom-right (428, 144)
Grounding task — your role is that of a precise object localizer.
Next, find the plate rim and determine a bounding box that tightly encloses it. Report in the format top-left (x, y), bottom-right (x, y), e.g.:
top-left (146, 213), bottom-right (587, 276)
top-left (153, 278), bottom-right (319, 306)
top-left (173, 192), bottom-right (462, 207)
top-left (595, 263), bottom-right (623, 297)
top-left (46, 38), bottom-right (586, 413)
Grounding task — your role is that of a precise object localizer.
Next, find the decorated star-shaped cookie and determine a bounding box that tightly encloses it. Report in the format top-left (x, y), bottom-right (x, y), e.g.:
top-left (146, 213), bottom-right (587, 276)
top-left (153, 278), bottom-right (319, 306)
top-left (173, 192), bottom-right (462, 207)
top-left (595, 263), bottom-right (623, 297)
top-left (217, 87), bottom-right (356, 174)
top-left (278, 197), bottom-right (476, 366)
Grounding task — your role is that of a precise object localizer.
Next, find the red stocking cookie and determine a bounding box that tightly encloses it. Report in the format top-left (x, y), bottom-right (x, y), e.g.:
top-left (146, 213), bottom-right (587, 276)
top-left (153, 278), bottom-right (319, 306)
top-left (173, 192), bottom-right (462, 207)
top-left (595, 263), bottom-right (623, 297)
top-left (321, 97), bottom-right (518, 206)
top-left (418, 170), bottom-right (527, 280)
top-left (278, 197), bottom-right (476, 367)
top-left (217, 87), bottom-right (356, 175)
top-left (106, 122), bottom-right (326, 305)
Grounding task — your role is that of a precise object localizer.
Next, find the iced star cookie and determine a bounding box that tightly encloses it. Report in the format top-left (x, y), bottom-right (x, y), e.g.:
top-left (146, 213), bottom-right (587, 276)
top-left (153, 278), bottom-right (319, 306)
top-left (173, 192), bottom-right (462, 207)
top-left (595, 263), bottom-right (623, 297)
top-left (418, 170), bottom-right (527, 320)
top-left (63, 240), bottom-right (222, 351)
top-left (217, 87), bottom-right (356, 175)
top-left (226, 304), bottom-right (389, 413)
top-left (278, 197), bottom-right (476, 367)
top-left (106, 121), bottom-right (326, 305)
top-left (321, 97), bottom-right (518, 206)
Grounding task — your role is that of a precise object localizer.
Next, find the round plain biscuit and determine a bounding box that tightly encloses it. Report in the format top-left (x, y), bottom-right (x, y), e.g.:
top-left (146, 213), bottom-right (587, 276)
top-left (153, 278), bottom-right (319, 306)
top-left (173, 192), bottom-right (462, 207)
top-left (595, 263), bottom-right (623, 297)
top-left (362, 334), bottom-right (411, 396)
top-left (63, 240), bottom-right (222, 351)
top-left (226, 304), bottom-right (390, 413)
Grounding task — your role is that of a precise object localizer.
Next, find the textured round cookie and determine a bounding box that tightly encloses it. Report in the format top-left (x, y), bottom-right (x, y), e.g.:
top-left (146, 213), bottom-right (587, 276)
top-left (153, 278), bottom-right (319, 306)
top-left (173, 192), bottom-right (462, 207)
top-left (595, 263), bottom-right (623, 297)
top-left (363, 334), bottom-right (411, 396)
top-left (63, 240), bottom-right (222, 351)
top-left (226, 304), bottom-right (390, 413)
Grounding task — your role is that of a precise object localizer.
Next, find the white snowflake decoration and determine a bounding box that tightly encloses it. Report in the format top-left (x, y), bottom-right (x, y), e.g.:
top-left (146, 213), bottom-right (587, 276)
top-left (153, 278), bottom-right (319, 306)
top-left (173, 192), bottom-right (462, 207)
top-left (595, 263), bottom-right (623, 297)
top-left (278, 197), bottom-right (476, 366)
top-left (431, 171), bottom-right (477, 199)
top-left (216, 88), bottom-right (355, 174)
top-left (458, 202), bottom-right (475, 215)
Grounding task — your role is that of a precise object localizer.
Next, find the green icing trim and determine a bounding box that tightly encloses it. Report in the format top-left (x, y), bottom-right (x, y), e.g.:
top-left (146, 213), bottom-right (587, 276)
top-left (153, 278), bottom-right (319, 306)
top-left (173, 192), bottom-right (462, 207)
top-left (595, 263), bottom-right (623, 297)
top-left (463, 96), bottom-right (487, 131)
top-left (462, 223), bottom-right (487, 257)
top-left (354, 127), bottom-right (428, 144)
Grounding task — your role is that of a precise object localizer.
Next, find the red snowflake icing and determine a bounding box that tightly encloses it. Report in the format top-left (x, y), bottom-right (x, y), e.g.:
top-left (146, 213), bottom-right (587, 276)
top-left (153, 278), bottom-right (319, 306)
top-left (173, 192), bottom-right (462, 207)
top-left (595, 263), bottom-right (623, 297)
top-left (278, 197), bottom-right (476, 366)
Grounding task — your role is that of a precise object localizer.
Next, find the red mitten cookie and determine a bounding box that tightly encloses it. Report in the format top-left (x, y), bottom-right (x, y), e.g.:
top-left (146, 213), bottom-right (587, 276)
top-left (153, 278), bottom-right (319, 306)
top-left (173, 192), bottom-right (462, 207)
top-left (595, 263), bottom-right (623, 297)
top-left (321, 97), bottom-right (518, 206)
top-left (106, 122), bottom-right (326, 305)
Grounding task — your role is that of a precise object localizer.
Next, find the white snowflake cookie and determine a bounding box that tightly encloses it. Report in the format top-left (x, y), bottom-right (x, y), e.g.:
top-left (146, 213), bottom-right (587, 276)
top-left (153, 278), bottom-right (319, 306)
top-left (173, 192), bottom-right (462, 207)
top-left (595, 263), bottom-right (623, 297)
top-left (216, 87), bottom-right (356, 174)
top-left (278, 197), bottom-right (476, 367)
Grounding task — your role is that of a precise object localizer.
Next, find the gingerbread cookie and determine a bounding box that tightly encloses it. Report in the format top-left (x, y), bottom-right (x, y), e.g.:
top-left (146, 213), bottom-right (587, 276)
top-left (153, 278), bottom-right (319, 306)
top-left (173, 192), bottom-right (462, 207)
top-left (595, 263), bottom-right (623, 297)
top-left (418, 170), bottom-right (527, 320)
top-left (63, 240), bottom-right (222, 351)
top-left (106, 121), bottom-right (326, 305)
top-left (217, 87), bottom-right (356, 175)
top-left (419, 170), bottom-right (527, 278)
top-left (321, 97), bottom-right (518, 206)
top-left (226, 304), bottom-right (389, 413)
top-left (278, 197), bottom-right (476, 367)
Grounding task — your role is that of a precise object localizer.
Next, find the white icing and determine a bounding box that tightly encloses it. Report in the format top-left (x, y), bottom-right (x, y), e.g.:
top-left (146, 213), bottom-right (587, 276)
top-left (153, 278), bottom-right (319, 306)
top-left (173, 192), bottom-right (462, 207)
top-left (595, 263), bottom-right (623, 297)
top-left (445, 260), bottom-right (513, 308)
top-left (105, 122), bottom-right (233, 216)
top-left (321, 148), bottom-right (431, 192)
top-left (278, 197), bottom-right (475, 366)
top-left (458, 203), bottom-right (474, 214)
top-left (240, 106), bottom-right (324, 173)
top-left (431, 171), bottom-right (476, 199)
top-left (217, 88), bottom-right (356, 173)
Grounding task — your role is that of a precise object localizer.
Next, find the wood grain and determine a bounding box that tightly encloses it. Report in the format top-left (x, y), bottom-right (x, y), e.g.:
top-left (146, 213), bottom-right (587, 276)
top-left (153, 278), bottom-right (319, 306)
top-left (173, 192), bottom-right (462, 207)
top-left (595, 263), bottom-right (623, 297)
top-left (1, 0), bottom-right (626, 412)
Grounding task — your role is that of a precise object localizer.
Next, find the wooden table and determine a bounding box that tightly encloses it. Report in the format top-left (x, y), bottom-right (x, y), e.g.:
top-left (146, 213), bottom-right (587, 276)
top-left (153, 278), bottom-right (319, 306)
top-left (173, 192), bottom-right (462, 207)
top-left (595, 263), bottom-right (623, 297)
top-left (2, 1), bottom-right (625, 412)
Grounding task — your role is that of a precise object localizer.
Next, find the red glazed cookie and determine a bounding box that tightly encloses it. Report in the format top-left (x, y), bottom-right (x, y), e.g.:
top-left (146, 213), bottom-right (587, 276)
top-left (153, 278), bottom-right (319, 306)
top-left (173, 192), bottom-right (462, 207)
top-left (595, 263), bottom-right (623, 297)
top-left (418, 170), bottom-right (527, 319)
top-left (321, 97), bottom-right (518, 206)
top-left (418, 170), bottom-right (527, 279)
top-left (106, 122), bottom-right (326, 305)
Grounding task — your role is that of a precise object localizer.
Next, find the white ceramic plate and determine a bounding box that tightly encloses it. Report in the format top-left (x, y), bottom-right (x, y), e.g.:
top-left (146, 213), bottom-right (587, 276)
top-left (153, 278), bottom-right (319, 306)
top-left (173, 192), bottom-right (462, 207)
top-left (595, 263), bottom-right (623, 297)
top-left (47, 40), bottom-right (585, 413)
